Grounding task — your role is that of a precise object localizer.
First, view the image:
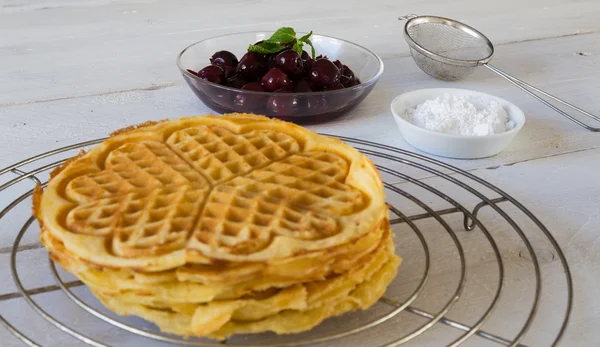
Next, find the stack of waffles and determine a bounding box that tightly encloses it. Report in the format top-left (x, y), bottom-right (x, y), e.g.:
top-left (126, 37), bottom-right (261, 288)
top-left (34, 114), bottom-right (401, 340)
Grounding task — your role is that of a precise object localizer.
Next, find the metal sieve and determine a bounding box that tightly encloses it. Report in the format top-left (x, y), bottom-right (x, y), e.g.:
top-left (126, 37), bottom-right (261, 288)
top-left (399, 14), bottom-right (600, 132)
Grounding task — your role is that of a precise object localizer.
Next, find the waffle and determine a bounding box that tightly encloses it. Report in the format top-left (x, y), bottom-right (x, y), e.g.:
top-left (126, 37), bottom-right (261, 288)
top-left (96, 237), bottom-right (399, 339)
top-left (35, 113), bottom-right (399, 339)
top-left (41, 220), bottom-right (388, 303)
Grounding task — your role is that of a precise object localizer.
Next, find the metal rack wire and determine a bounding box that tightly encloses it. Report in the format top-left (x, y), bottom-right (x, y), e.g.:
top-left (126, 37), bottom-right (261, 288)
top-left (0, 136), bottom-right (572, 347)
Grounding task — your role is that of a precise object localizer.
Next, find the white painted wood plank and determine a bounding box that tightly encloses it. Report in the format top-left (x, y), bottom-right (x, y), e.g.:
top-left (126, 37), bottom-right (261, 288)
top-left (405, 151), bottom-right (600, 347)
top-left (1, 0), bottom-right (599, 104)
top-left (1, 32), bottom-right (598, 174)
top-left (1, 147), bottom-right (598, 346)
top-left (1, 1), bottom-right (599, 346)
top-left (0, 289), bottom-right (180, 347)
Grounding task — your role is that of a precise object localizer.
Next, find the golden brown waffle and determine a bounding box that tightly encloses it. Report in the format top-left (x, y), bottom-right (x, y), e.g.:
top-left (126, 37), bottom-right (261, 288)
top-left (38, 113), bottom-right (386, 270)
top-left (35, 113), bottom-right (398, 340)
top-left (96, 236), bottom-right (399, 339)
top-left (41, 219), bottom-right (389, 305)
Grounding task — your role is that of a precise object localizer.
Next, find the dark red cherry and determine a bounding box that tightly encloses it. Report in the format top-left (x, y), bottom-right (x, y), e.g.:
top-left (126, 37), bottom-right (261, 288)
top-left (267, 92), bottom-right (299, 116)
top-left (294, 79), bottom-right (313, 93)
top-left (210, 50), bottom-right (238, 69)
top-left (309, 59), bottom-right (341, 88)
top-left (324, 82), bottom-right (344, 90)
top-left (226, 74), bottom-right (248, 89)
top-left (261, 68), bottom-right (292, 92)
top-left (196, 65), bottom-right (225, 84)
top-left (187, 69), bottom-right (200, 77)
top-left (341, 65), bottom-right (358, 85)
top-left (340, 75), bottom-right (354, 88)
top-left (340, 64), bottom-right (354, 78)
top-left (332, 60), bottom-right (343, 71)
top-left (236, 52), bottom-right (268, 80)
top-left (267, 54), bottom-right (277, 68)
top-left (343, 77), bottom-right (361, 88)
top-left (275, 50), bottom-right (303, 75)
top-left (233, 82), bottom-right (263, 110)
top-left (305, 95), bottom-right (329, 112)
top-left (241, 81), bottom-right (263, 91)
top-left (223, 66), bottom-right (237, 79)
top-left (302, 58), bottom-right (314, 75)
top-left (301, 50), bottom-right (310, 60)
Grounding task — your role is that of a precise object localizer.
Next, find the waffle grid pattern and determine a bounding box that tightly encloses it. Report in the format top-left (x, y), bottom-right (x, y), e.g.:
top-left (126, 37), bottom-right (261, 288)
top-left (166, 126), bottom-right (300, 184)
top-left (58, 124), bottom-right (367, 258)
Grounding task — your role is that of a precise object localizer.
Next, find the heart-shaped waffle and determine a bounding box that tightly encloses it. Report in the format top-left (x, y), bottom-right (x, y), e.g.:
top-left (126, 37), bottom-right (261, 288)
top-left (37, 114), bottom-right (387, 271)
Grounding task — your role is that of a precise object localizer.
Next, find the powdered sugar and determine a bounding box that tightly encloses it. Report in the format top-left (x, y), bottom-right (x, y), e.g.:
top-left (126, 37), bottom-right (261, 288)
top-left (404, 93), bottom-right (515, 136)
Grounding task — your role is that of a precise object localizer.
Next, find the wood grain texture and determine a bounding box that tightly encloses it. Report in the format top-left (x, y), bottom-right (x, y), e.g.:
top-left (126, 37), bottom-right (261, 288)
top-left (1, 0), bottom-right (599, 104)
top-left (1, 0), bottom-right (599, 346)
top-left (1, 32), bottom-right (599, 175)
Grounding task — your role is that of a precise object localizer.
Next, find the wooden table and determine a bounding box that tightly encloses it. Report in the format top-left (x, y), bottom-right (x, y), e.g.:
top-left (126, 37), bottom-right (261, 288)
top-left (1, 1), bottom-right (598, 346)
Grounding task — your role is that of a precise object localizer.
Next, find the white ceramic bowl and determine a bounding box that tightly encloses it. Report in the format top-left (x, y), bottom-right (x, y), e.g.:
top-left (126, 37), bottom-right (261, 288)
top-left (390, 88), bottom-right (525, 159)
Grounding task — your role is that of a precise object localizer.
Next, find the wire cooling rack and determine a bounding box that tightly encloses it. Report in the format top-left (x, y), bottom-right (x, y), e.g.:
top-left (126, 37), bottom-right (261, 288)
top-left (0, 136), bottom-right (572, 347)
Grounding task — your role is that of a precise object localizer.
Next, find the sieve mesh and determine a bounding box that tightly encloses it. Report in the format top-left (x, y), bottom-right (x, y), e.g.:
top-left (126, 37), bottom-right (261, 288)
top-left (406, 21), bottom-right (493, 61)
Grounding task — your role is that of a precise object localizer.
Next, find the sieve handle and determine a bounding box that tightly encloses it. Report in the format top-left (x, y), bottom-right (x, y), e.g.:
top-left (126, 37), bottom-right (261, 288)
top-left (483, 64), bottom-right (600, 132)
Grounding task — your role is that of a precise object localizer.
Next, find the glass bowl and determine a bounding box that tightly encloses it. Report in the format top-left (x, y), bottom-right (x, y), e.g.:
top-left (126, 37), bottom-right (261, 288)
top-left (177, 32), bottom-right (384, 124)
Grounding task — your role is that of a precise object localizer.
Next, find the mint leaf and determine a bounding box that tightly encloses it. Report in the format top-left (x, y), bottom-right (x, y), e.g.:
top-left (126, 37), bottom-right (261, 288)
top-left (298, 31), bottom-right (312, 43)
top-left (267, 27), bottom-right (296, 43)
top-left (248, 41), bottom-right (285, 54)
top-left (292, 41), bottom-right (303, 56)
top-left (304, 38), bottom-right (316, 59)
top-left (297, 31), bottom-right (315, 59)
top-left (247, 27), bottom-right (317, 58)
